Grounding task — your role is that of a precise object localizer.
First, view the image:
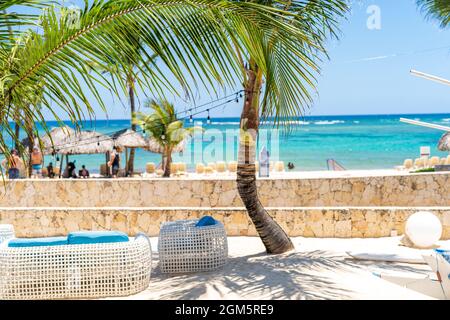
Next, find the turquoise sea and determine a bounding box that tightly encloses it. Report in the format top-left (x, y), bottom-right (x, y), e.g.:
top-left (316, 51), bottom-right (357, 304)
top-left (5, 113), bottom-right (450, 172)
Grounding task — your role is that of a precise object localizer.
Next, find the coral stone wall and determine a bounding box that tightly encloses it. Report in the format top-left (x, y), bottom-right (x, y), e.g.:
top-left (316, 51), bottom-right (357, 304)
top-left (1, 207), bottom-right (450, 239)
top-left (0, 172), bottom-right (448, 207)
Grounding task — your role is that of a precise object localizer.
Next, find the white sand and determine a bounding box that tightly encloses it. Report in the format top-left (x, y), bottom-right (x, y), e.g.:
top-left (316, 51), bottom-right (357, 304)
top-left (114, 237), bottom-right (449, 300)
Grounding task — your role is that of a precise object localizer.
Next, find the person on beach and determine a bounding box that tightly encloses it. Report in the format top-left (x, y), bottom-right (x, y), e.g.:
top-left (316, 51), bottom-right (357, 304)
top-left (288, 162), bottom-right (295, 170)
top-left (63, 161), bottom-right (77, 178)
top-left (30, 146), bottom-right (43, 178)
top-left (79, 165), bottom-right (90, 178)
top-left (108, 147), bottom-right (120, 178)
top-left (47, 162), bottom-right (55, 178)
top-left (1, 149), bottom-right (23, 179)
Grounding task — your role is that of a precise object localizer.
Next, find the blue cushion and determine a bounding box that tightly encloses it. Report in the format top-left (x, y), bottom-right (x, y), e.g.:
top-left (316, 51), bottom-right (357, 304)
top-left (67, 231), bottom-right (129, 245)
top-left (8, 237), bottom-right (68, 248)
top-left (195, 216), bottom-right (217, 227)
top-left (435, 249), bottom-right (450, 264)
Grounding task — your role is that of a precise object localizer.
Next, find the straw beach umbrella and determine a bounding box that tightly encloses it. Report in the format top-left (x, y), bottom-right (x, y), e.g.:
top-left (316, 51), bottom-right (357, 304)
top-left (109, 129), bottom-right (147, 174)
top-left (438, 132), bottom-right (450, 152)
top-left (22, 126), bottom-right (76, 155)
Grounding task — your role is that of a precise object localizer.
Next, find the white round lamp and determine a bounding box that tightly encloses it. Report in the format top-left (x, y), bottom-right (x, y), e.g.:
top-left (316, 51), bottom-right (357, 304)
top-left (405, 211), bottom-right (442, 248)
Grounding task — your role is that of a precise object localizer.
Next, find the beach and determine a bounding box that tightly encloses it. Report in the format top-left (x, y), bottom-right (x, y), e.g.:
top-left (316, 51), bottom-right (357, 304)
top-left (115, 236), bottom-right (441, 300)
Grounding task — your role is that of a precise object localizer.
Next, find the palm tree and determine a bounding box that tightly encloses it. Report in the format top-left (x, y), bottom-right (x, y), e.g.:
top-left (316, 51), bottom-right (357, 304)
top-left (133, 99), bottom-right (200, 177)
top-left (417, 0), bottom-right (450, 27)
top-left (88, 45), bottom-right (159, 176)
top-left (229, 0), bottom-right (348, 254)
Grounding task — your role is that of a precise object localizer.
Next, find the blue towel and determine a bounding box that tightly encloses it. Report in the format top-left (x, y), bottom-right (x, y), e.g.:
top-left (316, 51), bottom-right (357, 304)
top-left (195, 216), bottom-right (217, 227)
top-left (68, 231), bottom-right (129, 245)
top-left (8, 237), bottom-right (68, 248)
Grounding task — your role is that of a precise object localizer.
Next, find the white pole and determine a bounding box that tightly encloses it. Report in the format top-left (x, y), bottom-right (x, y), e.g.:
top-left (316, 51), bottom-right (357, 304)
top-left (410, 69), bottom-right (450, 87)
top-left (400, 118), bottom-right (450, 132)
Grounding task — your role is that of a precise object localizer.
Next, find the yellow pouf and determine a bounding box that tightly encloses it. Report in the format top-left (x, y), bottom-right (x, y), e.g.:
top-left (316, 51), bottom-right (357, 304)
top-left (204, 166), bottom-right (214, 175)
top-left (178, 162), bottom-right (187, 173)
top-left (207, 162), bottom-right (216, 171)
top-left (196, 163), bottom-right (205, 174)
top-left (227, 161), bottom-right (237, 173)
top-left (216, 161), bottom-right (226, 173)
top-left (274, 161), bottom-right (285, 172)
top-left (146, 162), bottom-right (156, 174)
top-left (403, 159), bottom-right (413, 170)
top-left (429, 156), bottom-right (440, 167)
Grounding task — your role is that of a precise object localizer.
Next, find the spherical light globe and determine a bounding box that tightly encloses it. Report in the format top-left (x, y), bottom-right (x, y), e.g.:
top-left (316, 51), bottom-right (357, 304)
top-left (405, 211), bottom-right (442, 248)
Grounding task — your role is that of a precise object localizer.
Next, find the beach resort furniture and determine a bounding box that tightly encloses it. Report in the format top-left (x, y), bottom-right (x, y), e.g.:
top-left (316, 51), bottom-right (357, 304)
top-left (196, 163), bottom-right (205, 174)
top-left (207, 162), bottom-right (216, 171)
top-left (414, 158), bottom-right (424, 168)
top-left (146, 162), bottom-right (156, 174)
top-left (0, 231), bottom-right (152, 300)
top-left (421, 156), bottom-right (430, 168)
top-left (0, 225), bottom-right (14, 244)
top-left (441, 158), bottom-right (447, 165)
top-left (227, 161), bottom-right (237, 173)
top-left (204, 166), bottom-right (214, 175)
top-left (429, 156), bottom-right (440, 167)
top-left (170, 163), bottom-right (179, 174)
top-left (403, 159), bottom-right (414, 170)
top-left (446, 155), bottom-right (450, 165)
top-left (274, 161), bottom-right (285, 172)
top-left (177, 162), bottom-right (187, 173)
top-left (269, 161), bottom-right (274, 171)
top-left (156, 169), bottom-right (164, 176)
top-left (376, 249), bottom-right (450, 300)
top-left (216, 161), bottom-right (226, 173)
top-left (158, 217), bottom-right (228, 274)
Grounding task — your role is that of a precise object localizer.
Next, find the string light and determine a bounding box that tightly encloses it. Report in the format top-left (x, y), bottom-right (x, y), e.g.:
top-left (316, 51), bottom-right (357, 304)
top-left (43, 90), bottom-right (244, 153)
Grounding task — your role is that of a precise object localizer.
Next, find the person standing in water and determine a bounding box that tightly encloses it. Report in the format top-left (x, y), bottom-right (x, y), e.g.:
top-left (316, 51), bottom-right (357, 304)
top-left (1, 149), bottom-right (24, 179)
top-left (30, 146), bottom-right (43, 178)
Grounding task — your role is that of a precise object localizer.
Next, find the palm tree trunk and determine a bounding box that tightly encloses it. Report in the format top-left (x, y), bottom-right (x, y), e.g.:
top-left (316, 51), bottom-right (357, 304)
top-left (237, 63), bottom-right (294, 254)
top-left (163, 148), bottom-right (172, 177)
top-left (127, 77), bottom-right (136, 176)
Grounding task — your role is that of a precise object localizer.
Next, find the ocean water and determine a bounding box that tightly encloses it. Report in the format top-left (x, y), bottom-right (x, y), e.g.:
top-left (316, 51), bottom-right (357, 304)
top-left (5, 113), bottom-right (450, 172)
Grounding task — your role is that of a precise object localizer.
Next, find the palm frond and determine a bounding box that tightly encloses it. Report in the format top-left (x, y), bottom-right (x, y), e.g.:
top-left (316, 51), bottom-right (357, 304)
top-left (417, 0), bottom-right (450, 28)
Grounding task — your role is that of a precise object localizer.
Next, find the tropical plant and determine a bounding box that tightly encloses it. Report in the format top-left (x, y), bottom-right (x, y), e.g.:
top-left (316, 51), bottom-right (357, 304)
top-left (230, 0), bottom-right (348, 254)
top-left (87, 28), bottom-right (159, 176)
top-left (133, 99), bottom-right (200, 177)
top-left (417, 0), bottom-right (450, 27)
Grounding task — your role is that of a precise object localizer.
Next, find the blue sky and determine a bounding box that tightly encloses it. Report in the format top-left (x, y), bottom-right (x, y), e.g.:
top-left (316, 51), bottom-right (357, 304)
top-left (17, 0), bottom-right (450, 119)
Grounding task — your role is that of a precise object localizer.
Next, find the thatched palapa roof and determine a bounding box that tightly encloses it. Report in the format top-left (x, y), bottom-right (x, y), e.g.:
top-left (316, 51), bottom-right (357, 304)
top-left (438, 132), bottom-right (450, 152)
top-left (109, 129), bottom-right (147, 150)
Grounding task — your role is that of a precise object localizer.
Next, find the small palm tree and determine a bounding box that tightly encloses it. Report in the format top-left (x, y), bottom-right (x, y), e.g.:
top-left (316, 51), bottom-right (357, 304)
top-left (133, 99), bottom-right (200, 177)
top-left (417, 0), bottom-right (450, 27)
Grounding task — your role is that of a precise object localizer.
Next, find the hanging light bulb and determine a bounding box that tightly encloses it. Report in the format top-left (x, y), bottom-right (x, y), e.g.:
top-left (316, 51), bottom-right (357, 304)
top-left (161, 134), bottom-right (165, 140)
top-left (206, 109), bottom-right (211, 124)
top-left (189, 109), bottom-right (193, 123)
top-left (143, 129), bottom-right (146, 134)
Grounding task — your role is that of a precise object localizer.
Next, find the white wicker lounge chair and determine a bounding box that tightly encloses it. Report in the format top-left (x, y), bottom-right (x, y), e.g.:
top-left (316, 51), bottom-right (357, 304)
top-left (0, 224), bottom-right (14, 244)
top-left (0, 233), bottom-right (152, 300)
top-left (158, 218), bottom-right (228, 273)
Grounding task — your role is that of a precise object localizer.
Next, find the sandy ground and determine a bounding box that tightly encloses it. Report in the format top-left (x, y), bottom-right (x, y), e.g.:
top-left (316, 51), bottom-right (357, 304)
top-left (113, 236), bottom-right (449, 300)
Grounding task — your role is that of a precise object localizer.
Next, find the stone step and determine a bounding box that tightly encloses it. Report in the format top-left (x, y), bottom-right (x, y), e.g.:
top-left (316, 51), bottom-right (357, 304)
top-left (1, 206), bottom-right (449, 239)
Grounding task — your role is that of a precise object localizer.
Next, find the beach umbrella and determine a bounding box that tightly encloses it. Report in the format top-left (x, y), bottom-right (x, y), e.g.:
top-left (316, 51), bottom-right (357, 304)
top-left (56, 130), bottom-right (114, 155)
top-left (21, 126), bottom-right (76, 155)
top-left (438, 132), bottom-right (450, 152)
top-left (145, 136), bottom-right (186, 154)
top-left (109, 129), bottom-right (147, 149)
